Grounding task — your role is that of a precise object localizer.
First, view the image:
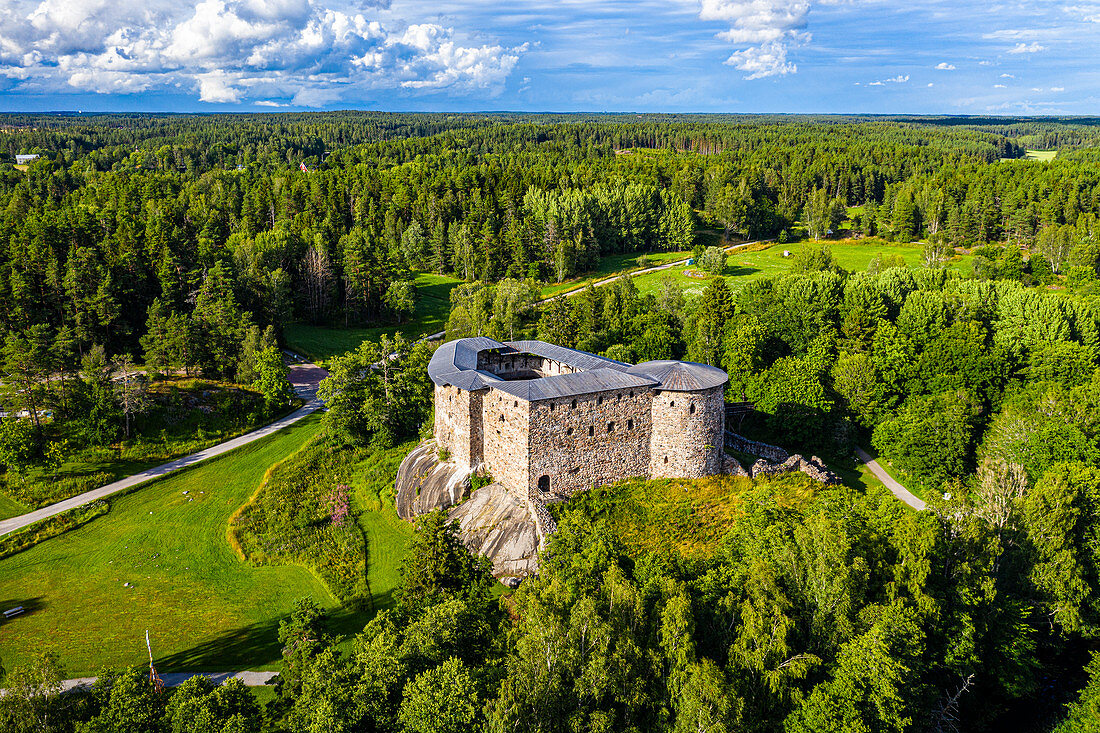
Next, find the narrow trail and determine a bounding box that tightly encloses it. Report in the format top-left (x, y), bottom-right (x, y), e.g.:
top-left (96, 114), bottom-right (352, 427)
top-left (855, 446), bottom-right (926, 510)
top-left (0, 359), bottom-right (328, 537)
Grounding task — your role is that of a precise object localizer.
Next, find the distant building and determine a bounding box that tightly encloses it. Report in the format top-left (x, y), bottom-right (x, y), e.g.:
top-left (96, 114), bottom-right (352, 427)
top-left (428, 338), bottom-right (729, 503)
top-left (15, 154), bottom-right (38, 164)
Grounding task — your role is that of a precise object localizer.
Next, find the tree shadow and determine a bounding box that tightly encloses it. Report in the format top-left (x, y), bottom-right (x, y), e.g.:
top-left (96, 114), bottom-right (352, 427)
top-left (0, 595), bottom-right (47, 621)
top-left (723, 264), bottom-right (761, 278)
top-left (418, 279), bottom-right (460, 304)
top-left (157, 617), bottom-right (284, 672)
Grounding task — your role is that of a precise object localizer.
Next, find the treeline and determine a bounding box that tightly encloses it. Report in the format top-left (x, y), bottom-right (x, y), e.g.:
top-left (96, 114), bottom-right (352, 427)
top-left (4, 478), bottom-right (1100, 732)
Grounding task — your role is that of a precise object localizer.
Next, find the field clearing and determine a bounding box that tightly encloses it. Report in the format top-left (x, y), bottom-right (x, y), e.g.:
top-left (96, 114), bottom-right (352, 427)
top-left (1025, 149), bottom-right (1057, 161)
top-left (539, 248), bottom-right (693, 297)
top-left (632, 239), bottom-right (973, 298)
top-left (0, 414), bottom-right (343, 676)
top-left (1, 378), bottom-right (282, 511)
top-left (285, 272), bottom-right (462, 362)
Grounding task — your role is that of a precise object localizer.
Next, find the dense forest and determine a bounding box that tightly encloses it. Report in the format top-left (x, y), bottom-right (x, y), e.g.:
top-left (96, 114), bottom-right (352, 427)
top-left (3, 113), bottom-right (1100, 732)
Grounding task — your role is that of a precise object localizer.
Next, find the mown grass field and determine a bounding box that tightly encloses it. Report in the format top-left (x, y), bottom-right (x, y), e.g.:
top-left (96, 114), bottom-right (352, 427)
top-left (632, 238), bottom-right (974, 298)
top-left (539, 248), bottom-right (694, 297)
top-left (284, 272), bottom-right (462, 362)
top-left (0, 414), bottom-right (352, 676)
top-left (1025, 149), bottom-right (1057, 161)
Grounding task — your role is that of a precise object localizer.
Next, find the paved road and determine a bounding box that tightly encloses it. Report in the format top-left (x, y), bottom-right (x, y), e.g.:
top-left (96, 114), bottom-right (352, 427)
top-left (855, 446), bottom-right (926, 511)
top-left (49, 671), bottom-right (277, 694)
top-left (0, 360), bottom-right (328, 537)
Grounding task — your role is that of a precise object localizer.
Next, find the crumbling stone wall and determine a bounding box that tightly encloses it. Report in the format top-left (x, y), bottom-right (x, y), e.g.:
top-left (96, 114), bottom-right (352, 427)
top-left (723, 432), bottom-right (789, 463)
top-left (649, 385), bottom-right (725, 478)
top-left (526, 388), bottom-right (653, 500)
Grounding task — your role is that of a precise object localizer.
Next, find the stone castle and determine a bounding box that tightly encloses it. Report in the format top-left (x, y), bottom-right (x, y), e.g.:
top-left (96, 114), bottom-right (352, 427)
top-left (428, 337), bottom-right (729, 504)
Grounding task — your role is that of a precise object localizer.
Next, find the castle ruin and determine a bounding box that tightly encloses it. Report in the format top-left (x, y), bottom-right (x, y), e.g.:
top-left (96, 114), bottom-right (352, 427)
top-left (428, 338), bottom-right (729, 504)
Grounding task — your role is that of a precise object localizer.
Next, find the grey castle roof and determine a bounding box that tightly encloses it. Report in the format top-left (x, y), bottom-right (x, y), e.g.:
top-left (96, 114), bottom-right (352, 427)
top-left (627, 360), bottom-right (729, 392)
top-left (428, 337), bottom-right (727, 400)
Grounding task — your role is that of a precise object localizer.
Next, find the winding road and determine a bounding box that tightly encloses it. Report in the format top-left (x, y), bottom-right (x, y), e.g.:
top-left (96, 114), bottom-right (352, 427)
top-left (0, 359), bottom-right (328, 537)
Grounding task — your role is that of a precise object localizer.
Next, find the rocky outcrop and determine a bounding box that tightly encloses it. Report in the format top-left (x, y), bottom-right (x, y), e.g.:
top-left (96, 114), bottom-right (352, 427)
top-left (448, 484), bottom-right (539, 578)
top-left (396, 440), bottom-right (542, 579)
top-left (394, 441), bottom-right (471, 520)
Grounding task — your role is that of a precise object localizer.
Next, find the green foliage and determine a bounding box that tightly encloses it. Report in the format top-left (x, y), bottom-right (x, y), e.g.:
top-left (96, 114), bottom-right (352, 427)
top-left (872, 389), bottom-right (980, 486)
top-left (253, 346), bottom-right (294, 411)
top-left (399, 657), bottom-right (481, 733)
top-left (317, 334), bottom-right (433, 446)
top-left (1054, 652), bottom-right (1100, 733)
top-left (396, 511), bottom-right (495, 616)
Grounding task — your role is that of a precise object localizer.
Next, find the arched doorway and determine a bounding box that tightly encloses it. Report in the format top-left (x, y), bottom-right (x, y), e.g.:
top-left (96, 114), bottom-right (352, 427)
top-left (537, 475), bottom-right (550, 493)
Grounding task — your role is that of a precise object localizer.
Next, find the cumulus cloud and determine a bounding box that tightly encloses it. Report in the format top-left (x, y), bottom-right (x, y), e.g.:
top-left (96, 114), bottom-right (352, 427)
top-left (994, 83), bottom-right (1006, 88)
top-left (935, 62), bottom-right (955, 70)
top-left (1000, 73), bottom-right (1015, 78)
top-left (1008, 42), bottom-right (1046, 53)
top-left (868, 74), bottom-right (909, 86)
top-left (700, 0), bottom-right (819, 79)
top-left (0, 0), bottom-right (525, 104)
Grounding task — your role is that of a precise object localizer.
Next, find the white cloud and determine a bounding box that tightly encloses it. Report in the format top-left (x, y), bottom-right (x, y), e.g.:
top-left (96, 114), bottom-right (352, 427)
top-left (0, 0), bottom-right (526, 104)
top-left (866, 74), bottom-right (909, 86)
top-left (1000, 73), bottom-right (1015, 78)
top-left (1051, 86), bottom-right (1065, 91)
top-left (994, 83), bottom-right (1006, 88)
top-left (927, 82), bottom-right (934, 87)
top-left (700, 0), bottom-right (818, 79)
top-left (935, 62), bottom-right (955, 70)
top-left (1008, 42), bottom-right (1046, 53)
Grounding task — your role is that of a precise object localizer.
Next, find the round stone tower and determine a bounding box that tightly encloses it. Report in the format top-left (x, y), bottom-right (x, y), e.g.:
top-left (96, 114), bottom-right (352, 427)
top-left (627, 361), bottom-right (728, 478)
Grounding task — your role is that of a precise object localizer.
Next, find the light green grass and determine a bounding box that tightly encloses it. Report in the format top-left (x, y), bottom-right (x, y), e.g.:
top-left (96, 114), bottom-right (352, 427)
top-left (348, 444), bottom-right (416, 612)
top-left (539, 249), bottom-right (693, 298)
top-left (0, 414), bottom-right (349, 677)
top-left (1025, 149), bottom-right (1057, 161)
top-left (632, 239), bottom-right (974, 298)
top-left (0, 492), bottom-right (28, 520)
top-left (285, 272), bottom-right (462, 363)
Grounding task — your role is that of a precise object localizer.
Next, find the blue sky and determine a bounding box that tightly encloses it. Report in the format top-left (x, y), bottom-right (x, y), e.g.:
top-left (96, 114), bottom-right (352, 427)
top-left (0, 0), bottom-right (1096, 113)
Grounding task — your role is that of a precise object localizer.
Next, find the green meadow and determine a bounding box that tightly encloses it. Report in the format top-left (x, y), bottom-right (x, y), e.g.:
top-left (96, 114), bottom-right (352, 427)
top-left (284, 272), bottom-right (462, 363)
top-left (632, 239), bottom-right (974, 298)
top-left (0, 414), bottom-right (354, 676)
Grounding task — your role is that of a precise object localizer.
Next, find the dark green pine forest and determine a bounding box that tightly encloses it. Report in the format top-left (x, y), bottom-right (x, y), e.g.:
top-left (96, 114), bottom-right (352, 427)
top-left (3, 113), bottom-right (1100, 732)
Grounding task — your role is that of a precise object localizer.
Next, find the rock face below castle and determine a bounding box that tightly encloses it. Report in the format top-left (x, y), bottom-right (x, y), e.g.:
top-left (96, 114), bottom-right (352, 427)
top-left (428, 338), bottom-right (729, 503)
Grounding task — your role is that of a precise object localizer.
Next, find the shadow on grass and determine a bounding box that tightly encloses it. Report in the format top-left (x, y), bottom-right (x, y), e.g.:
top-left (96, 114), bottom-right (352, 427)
top-left (157, 618), bottom-right (284, 672)
top-left (723, 265), bottom-right (761, 278)
top-left (155, 599), bottom-right (384, 672)
top-left (418, 279), bottom-right (460, 303)
top-left (0, 595), bottom-right (46, 620)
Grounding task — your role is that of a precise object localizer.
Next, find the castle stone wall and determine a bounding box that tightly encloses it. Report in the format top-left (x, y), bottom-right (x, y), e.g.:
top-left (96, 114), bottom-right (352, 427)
top-left (482, 388), bottom-right (531, 496)
top-left (526, 388), bottom-right (653, 500)
top-left (434, 384), bottom-right (486, 469)
top-left (648, 385), bottom-right (726, 478)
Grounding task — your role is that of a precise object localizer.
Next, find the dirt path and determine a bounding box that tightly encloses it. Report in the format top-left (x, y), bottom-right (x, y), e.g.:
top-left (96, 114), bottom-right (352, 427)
top-left (0, 359), bottom-right (328, 537)
top-left (855, 446), bottom-right (926, 510)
